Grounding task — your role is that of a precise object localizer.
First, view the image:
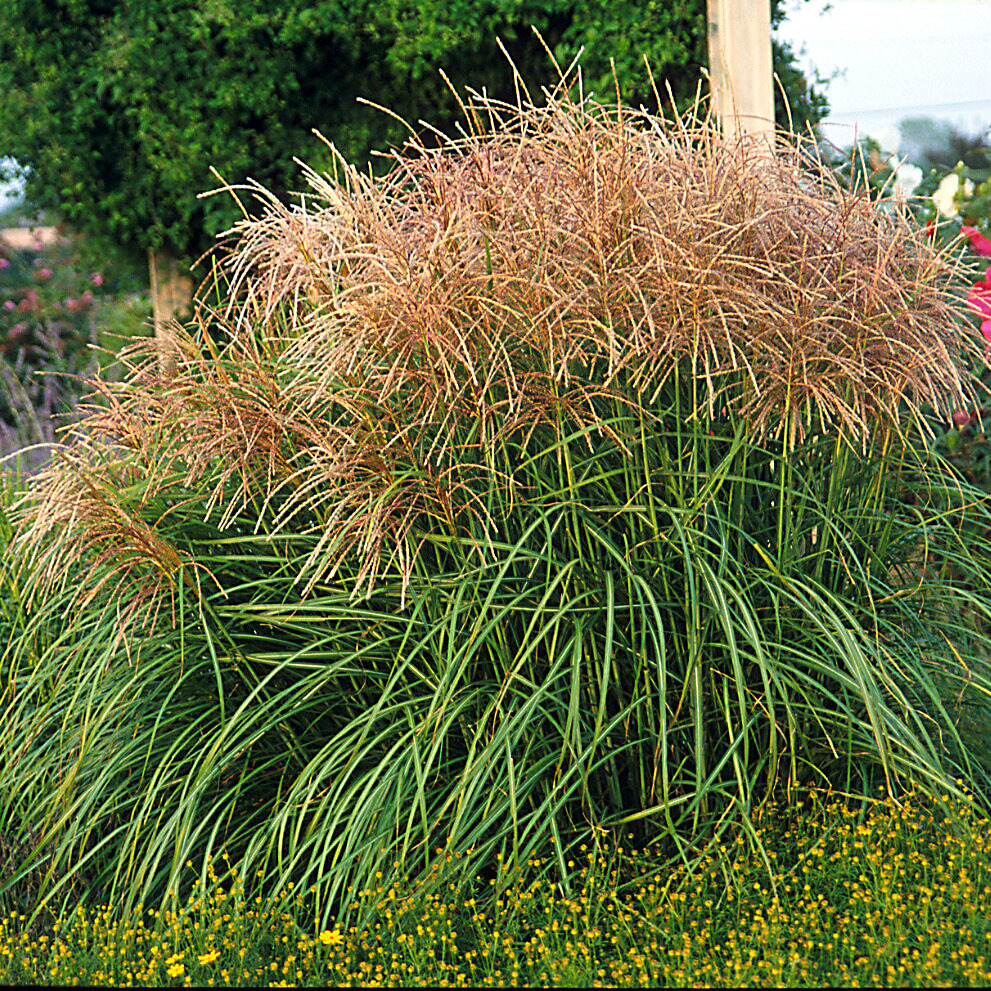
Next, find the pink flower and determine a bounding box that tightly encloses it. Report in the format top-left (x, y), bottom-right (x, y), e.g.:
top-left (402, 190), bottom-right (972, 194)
top-left (91, 272), bottom-right (103, 286)
top-left (953, 409), bottom-right (975, 428)
top-left (18, 288), bottom-right (40, 312)
top-left (3, 300), bottom-right (15, 311)
top-left (35, 267), bottom-right (54, 281)
top-left (0, 258), bottom-right (10, 270)
top-left (969, 269), bottom-right (991, 321)
top-left (963, 226), bottom-right (991, 257)
top-left (81, 289), bottom-right (94, 303)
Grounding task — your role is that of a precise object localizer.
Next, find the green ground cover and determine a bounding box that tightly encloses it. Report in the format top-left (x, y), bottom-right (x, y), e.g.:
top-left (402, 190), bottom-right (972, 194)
top-left (1, 792), bottom-right (989, 987)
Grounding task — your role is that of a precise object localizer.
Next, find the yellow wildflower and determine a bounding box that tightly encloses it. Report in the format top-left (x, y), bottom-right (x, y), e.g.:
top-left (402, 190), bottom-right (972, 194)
top-left (319, 929), bottom-right (345, 947)
top-left (198, 949), bottom-right (220, 965)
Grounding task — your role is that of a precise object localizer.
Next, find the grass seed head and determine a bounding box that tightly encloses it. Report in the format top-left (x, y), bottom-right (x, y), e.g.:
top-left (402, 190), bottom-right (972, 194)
top-left (13, 78), bottom-right (982, 604)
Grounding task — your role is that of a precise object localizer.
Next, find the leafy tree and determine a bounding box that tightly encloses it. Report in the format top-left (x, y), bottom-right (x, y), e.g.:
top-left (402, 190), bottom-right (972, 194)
top-left (0, 0), bottom-right (827, 334)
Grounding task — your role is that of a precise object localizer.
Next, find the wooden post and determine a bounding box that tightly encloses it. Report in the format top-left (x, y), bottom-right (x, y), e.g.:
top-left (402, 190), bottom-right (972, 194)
top-left (148, 247), bottom-right (193, 376)
top-left (706, 0), bottom-right (775, 145)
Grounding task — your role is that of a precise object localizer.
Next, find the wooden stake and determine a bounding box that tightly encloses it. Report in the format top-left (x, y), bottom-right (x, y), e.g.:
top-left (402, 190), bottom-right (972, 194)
top-left (148, 247), bottom-right (193, 376)
top-left (706, 0), bottom-right (775, 145)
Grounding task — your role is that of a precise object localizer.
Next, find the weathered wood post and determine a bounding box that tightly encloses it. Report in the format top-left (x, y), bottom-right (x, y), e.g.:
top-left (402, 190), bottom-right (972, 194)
top-left (706, 0), bottom-right (775, 145)
top-left (148, 247), bottom-right (193, 376)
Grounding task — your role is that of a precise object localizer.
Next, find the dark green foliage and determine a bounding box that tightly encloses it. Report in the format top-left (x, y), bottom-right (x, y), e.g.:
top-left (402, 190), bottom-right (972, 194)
top-left (0, 1), bottom-right (828, 266)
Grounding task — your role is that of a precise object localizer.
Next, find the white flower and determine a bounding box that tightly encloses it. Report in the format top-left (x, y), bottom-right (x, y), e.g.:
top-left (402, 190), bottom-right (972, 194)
top-left (892, 162), bottom-right (923, 199)
top-left (933, 172), bottom-right (977, 216)
top-left (933, 173), bottom-right (962, 217)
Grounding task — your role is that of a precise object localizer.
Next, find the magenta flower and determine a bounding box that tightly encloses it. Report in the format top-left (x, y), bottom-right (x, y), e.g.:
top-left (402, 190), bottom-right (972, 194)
top-left (3, 300), bottom-right (15, 311)
top-left (968, 269), bottom-right (991, 322)
top-left (953, 409), bottom-right (974, 428)
top-left (3, 322), bottom-right (29, 352)
top-left (963, 226), bottom-right (991, 258)
top-left (35, 267), bottom-right (54, 281)
top-left (18, 288), bottom-right (40, 312)
top-left (0, 258), bottom-right (10, 270)
top-left (91, 272), bottom-right (103, 286)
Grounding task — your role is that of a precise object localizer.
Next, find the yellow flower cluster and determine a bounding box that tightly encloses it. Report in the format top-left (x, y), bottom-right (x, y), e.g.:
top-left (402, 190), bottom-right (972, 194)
top-left (1, 792), bottom-right (990, 987)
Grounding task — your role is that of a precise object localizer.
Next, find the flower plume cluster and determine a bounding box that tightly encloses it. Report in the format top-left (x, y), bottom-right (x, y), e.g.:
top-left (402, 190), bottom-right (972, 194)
top-left (13, 84), bottom-right (982, 607)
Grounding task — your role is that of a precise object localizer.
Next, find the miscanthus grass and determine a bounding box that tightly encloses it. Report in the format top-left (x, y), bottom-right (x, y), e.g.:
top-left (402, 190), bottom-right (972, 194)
top-left (0, 790), bottom-right (989, 987)
top-left (4, 65), bottom-right (991, 929)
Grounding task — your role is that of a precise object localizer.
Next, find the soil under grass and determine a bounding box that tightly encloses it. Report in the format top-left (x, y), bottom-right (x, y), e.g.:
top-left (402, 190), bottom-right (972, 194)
top-left (1, 790), bottom-right (990, 988)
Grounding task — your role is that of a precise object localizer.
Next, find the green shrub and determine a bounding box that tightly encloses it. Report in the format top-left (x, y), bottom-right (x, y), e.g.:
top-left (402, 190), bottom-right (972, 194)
top-left (0, 0), bottom-right (827, 270)
top-left (0, 229), bottom-right (151, 475)
top-left (4, 84), bottom-right (991, 929)
top-left (912, 155), bottom-right (991, 489)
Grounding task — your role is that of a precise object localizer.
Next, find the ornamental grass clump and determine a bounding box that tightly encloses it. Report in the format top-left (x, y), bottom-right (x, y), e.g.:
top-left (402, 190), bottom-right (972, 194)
top-left (4, 78), bottom-right (991, 927)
